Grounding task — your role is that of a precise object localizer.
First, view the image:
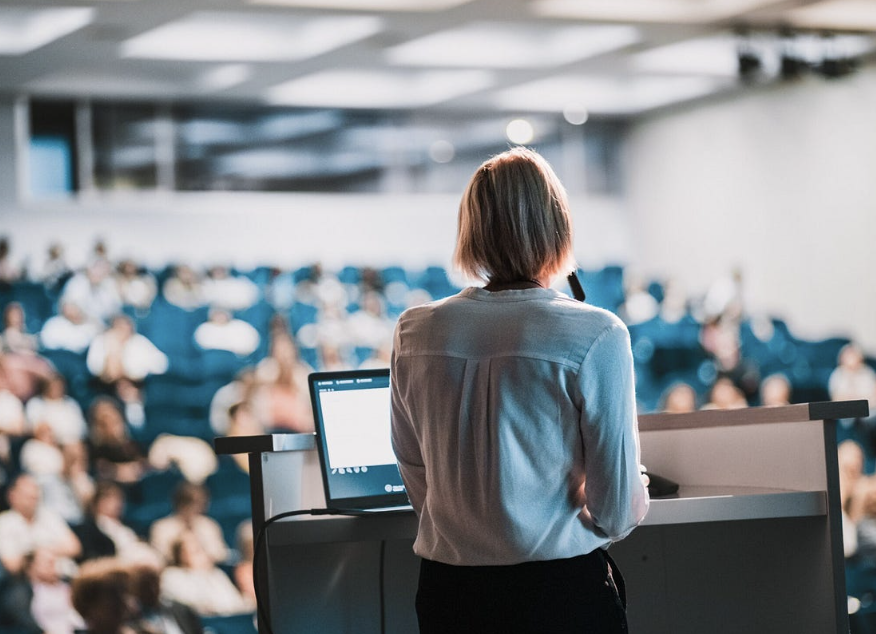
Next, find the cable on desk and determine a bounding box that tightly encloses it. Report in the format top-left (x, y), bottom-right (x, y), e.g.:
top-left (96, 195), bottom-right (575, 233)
top-left (252, 508), bottom-right (384, 634)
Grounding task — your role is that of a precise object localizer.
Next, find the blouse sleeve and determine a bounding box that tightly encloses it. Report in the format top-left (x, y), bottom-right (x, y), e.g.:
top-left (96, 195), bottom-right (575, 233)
top-left (578, 322), bottom-right (649, 541)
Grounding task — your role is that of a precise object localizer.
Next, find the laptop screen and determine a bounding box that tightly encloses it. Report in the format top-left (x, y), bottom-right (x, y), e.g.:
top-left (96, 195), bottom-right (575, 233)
top-left (308, 369), bottom-right (409, 509)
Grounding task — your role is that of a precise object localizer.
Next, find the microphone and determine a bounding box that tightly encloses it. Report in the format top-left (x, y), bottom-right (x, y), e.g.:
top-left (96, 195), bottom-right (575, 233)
top-left (567, 272), bottom-right (586, 302)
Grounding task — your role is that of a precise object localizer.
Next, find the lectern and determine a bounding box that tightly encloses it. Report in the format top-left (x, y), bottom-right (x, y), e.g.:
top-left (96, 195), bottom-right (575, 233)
top-left (215, 400), bottom-right (866, 634)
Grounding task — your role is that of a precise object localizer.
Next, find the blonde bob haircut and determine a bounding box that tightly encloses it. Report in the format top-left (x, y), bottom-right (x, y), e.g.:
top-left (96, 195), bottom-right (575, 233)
top-left (454, 147), bottom-right (575, 284)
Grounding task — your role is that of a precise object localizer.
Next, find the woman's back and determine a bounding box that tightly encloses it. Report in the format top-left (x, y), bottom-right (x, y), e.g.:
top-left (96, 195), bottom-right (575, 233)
top-left (391, 286), bottom-right (647, 566)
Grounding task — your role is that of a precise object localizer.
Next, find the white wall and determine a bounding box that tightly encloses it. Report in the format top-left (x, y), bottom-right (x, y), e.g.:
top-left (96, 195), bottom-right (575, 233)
top-left (0, 190), bottom-right (631, 277)
top-left (625, 66), bottom-right (876, 349)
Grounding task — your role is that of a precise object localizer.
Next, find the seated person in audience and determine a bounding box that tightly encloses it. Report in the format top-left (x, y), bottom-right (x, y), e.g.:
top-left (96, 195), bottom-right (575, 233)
top-left (659, 278), bottom-right (690, 324)
top-left (87, 396), bottom-right (146, 484)
top-left (702, 377), bottom-right (748, 410)
top-left (0, 348), bottom-right (55, 402)
top-left (160, 532), bottom-right (253, 617)
top-left (36, 242), bottom-right (71, 291)
top-left (40, 300), bottom-right (101, 353)
top-left (39, 441), bottom-right (95, 526)
top-left (162, 264), bottom-right (205, 310)
top-left (760, 373), bottom-right (792, 407)
top-left (233, 522), bottom-right (255, 604)
top-left (829, 343), bottom-right (876, 409)
top-left (0, 548), bottom-right (84, 634)
top-left (294, 262), bottom-right (346, 308)
top-left (70, 557), bottom-right (135, 634)
top-left (254, 333), bottom-right (313, 432)
top-left (61, 259), bottom-right (122, 325)
top-left (347, 291), bottom-right (394, 350)
top-left (0, 383), bottom-right (26, 436)
top-left (150, 482), bottom-right (228, 565)
top-left (90, 480), bottom-right (162, 566)
top-left (194, 308), bottom-right (260, 356)
top-left (20, 421), bottom-right (65, 478)
top-left (840, 440), bottom-right (865, 558)
top-left (0, 473), bottom-right (81, 575)
top-left (201, 265), bottom-right (259, 311)
top-left (618, 272), bottom-right (659, 326)
top-left (209, 368), bottom-right (258, 436)
top-left (659, 382), bottom-right (697, 413)
top-left (0, 236), bottom-right (22, 285)
top-left (1, 302), bottom-right (38, 354)
top-left (25, 373), bottom-right (87, 445)
top-left (115, 378), bottom-right (146, 430)
top-left (700, 315), bottom-right (742, 373)
top-left (115, 260), bottom-right (157, 310)
top-left (86, 314), bottom-right (169, 387)
top-left (128, 563), bottom-right (204, 634)
top-left (225, 403), bottom-right (264, 473)
top-left (317, 343), bottom-right (351, 372)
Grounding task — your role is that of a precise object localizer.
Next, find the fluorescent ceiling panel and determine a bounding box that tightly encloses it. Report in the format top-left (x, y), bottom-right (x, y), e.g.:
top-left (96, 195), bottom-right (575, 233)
top-left (491, 75), bottom-right (730, 115)
top-left (786, 0), bottom-right (876, 31)
top-left (267, 69), bottom-right (494, 108)
top-left (198, 65), bottom-right (253, 92)
top-left (27, 71), bottom-right (184, 98)
top-left (532, 0), bottom-right (779, 23)
top-left (386, 22), bottom-right (640, 68)
top-left (121, 11), bottom-right (382, 61)
top-left (250, 0), bottom-right (471, 10)
top-left (0, 7), bottom-right (94, 55)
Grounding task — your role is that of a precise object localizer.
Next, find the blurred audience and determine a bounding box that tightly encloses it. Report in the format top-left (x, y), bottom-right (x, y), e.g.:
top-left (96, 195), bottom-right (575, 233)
top-left (150, 482), bottom-right (227, 565)
top-left (160, 532), bottom-right (253, 616)
top-left (70, 558), bottom-right (134, 634)
top-left (209, 368), bottom-right (258, 436)
top-left (0, 237), bottom-right (22, 285)
top-left (128, 563), bottom-right (203, 634)
top-left (660, 382), bottom-right (698, 414)
top-left (202, 266), bottom-right (259, 312)
top-left (87, 397), bottom-right (146, 485)
top-left (89, 481), bottom-right (162, 566)
top-left (2, 302), bottom-right (39, 354)
top-left (115, 260), bottom-right (157, 310)
top-left (86, 315), bottom-right (168, 387)
top-left (0, 473), bottom-right (81, 576)
top-left (163, 264), bottom-right (205, 310)
top-left (61, 260), bottom-right (122, 325)
top-left (254, 332), bottom-right (313, 432)
top-left (702, 377), bottom-right (748, 410)
top-left (40, 300), bottom-right (100, 353)
top-left (194, 308), bottom-right (259, 356)
top-left (25, 373), bottom-right (86, 445)
top-left (760, 373), bottom-right (792, 407)
top-left (0, 548), bottom-right (84, 634)
top-left (829, 343), bottom-right (876, 409)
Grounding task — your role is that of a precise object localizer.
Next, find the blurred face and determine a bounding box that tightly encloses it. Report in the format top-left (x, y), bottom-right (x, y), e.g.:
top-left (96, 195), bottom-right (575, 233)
top-left (46, 375), bottom-right (66, 400)
top-left (841, 346), bottom-right (864, 370)
top-left (111, 316), bottom-right (134, 339)
top-left (761, 376), bottom-right (791, 406)
top-left (4, 304), bottom-right (23, 329)
top-left (665, 385), bottom-right (696, 413)
top-left (9, 476), bottom-right (41, 520)
top-left (28, 549), bottom-right (59, 584)
top-left (96, 488), bottom-right (124, 520)
top-left (61, 302), bottom-right (84, 324)
top-left (93, 401), bottom-right (127, 440)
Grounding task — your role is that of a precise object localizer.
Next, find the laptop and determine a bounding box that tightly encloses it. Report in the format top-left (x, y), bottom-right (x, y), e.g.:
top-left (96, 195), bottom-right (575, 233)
top-left (308, 368), bottom-right (412, 513)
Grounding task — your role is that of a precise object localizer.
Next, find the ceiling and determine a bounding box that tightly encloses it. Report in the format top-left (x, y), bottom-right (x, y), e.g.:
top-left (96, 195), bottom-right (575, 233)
top-left (2, 0), bottom-right (876, 117)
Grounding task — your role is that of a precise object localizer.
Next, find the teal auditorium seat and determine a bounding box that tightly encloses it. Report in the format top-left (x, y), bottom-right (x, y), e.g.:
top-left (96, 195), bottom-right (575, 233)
top-left (577, 266), bottom-right (625, 312)
top-left (206, 455), bottom-right (252, 549)
top-left (124, 467), bottom-right (186, 537)
top-left (201, 613), bottom-right (258, 634)
top-left (0, 281), bottom-right (56, 332)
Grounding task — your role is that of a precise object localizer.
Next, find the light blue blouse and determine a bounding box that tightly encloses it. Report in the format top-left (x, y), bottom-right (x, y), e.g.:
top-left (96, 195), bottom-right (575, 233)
top-left (390, 286), bottom-right (649, 566)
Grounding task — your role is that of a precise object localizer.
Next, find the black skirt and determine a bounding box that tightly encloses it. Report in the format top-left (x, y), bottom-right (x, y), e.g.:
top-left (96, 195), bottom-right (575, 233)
top-left (415, 549), bottom-right (627, 634)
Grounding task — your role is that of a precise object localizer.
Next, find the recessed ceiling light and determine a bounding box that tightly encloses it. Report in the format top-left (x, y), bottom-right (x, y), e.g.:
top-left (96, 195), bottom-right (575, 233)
top-left (506, 119), bottom-right (535, 144)
top-left (250, 0), bottom-right (472, 10)
top-left (121, 11), bottom-right (382, 61)
top-left (0, 7), bottom-right (94, 55)
top-left (199, 65), bottom-right (253, 92)
top-left (386, 22), bottom-right (640, 68)
top-left (562, 103), bottom-right (589, 125)
top-left (267, 69), bottom-right (494, 108)
top-left (492, 75), bottom-right (730, 115)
